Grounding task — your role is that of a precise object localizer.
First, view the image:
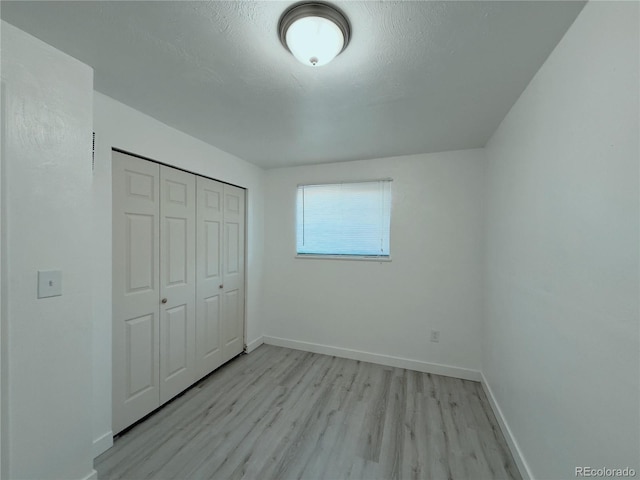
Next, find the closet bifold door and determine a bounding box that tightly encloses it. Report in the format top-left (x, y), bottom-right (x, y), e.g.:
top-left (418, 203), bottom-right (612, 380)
top-left (159, 166), bottom-right (197, 404)
top-left (221, 184), bottom-right (245, 363)
top-left (195, 176), bottom-right (224, 380)
top-left (113, 154), bottom-right (244, 433)
top-left (112, 152), bottom-right (161, 435)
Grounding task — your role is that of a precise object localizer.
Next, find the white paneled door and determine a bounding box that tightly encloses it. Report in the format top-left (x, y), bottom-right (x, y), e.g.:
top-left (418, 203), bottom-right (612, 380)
top-left (159, 166), bottom-right (197, 404)
top-left (195, 176), bottom-right (223, 379)
top-left (222, 184), bottom-right (245, 363)
top-left (113, 152), bottom-right (246, 434)
top-left (112, 152), bottom-right (160, 434)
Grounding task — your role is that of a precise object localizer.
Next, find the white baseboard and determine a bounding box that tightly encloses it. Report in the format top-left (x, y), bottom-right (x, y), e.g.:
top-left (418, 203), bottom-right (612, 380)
top-left (81, 469), bottom-right (98, 480)
top-left (262, 335), bottom-right (481, 381)
top-left (245, 336), bottom-right (264, 353)
top-left (480, 372), bottom-right (533, 480)
top-left (93, 430), bottom-right (113, 458)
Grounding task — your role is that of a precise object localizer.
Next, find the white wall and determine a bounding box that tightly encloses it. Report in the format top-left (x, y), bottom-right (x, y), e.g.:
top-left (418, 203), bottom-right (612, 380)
top-left (0, 19), bottom-right (6, 479)
top-left (92, 92), bottom-right (266, 456)
top-left (483, 2), bottom-right (639, 478)
top-left (1, 21), bottom-right (96, 480)
top-left (264, 150), bottom-right (485, 378)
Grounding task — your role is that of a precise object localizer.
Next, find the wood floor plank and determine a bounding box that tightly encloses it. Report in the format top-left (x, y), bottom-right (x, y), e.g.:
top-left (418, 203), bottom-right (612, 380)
top-left (379, 368), bottom-right (407, 480)
top-left (358, 368), bottom-right (392, 463)
top-left (95, 345), bottom-right (522, 480)
top-left (401, 371), bottom-right (426, 480)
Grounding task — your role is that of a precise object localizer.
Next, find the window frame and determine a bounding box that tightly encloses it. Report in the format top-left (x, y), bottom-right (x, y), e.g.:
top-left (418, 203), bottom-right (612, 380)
top-left (294, 179), bottom-right (393, 262)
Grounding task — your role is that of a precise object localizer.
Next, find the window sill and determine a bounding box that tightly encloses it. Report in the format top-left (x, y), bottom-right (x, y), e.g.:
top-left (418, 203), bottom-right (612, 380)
top-left (295, 254), bottom-right (392, 262)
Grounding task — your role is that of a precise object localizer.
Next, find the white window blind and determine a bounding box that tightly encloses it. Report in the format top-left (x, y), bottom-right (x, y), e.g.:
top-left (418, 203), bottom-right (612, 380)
top-left (296, 180), bottom-right (392, 257)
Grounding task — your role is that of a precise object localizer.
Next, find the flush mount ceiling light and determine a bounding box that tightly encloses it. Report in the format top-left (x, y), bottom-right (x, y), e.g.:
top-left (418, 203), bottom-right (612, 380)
top-left (279, 2), bottom-right (351, 67)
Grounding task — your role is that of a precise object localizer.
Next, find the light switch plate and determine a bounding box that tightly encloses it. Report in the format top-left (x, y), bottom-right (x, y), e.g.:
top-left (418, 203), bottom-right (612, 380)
top-left (38, 270), bottom-right (62, 298)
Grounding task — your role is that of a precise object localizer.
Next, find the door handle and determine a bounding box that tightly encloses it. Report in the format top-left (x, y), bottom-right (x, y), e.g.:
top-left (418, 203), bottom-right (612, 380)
top-left (219, 284), bottom-right (223, 289)
top-left (161, 298), bottom-right (168, 304)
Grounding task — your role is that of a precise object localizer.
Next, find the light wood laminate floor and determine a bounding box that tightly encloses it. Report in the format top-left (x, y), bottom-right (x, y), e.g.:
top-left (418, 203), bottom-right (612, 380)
top-left (96, 345), bottom-right (521, 480)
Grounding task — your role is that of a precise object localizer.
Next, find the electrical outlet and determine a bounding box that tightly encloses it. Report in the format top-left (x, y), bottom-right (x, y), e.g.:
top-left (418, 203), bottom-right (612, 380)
top-left (430, 329), bottom-right (440, 343)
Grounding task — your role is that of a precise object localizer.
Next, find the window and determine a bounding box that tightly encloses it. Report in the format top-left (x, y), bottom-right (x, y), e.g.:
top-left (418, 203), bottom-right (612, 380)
top-left (296, 180), bottom-right (392, 258)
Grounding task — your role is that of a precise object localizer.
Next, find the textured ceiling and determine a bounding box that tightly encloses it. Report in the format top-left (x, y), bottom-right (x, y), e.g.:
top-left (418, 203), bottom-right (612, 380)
top-left (1, 1), bottom-right (585, 168)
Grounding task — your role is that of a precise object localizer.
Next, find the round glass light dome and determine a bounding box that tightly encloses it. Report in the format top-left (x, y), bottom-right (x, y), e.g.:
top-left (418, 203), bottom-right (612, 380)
top-left (286, 16), bottom-right (344, 67)
top-left (279, 3), bottom-right (351, 67)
